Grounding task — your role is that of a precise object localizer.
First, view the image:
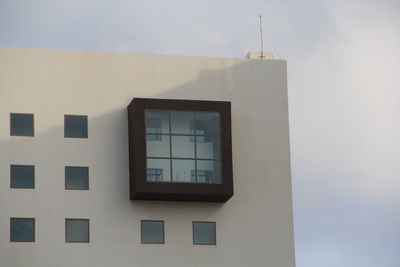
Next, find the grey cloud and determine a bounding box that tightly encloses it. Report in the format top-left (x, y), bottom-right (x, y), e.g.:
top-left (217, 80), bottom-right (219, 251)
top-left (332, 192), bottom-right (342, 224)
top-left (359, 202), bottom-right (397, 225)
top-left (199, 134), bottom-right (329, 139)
top-left (0, 0), bottom-right (399, 266)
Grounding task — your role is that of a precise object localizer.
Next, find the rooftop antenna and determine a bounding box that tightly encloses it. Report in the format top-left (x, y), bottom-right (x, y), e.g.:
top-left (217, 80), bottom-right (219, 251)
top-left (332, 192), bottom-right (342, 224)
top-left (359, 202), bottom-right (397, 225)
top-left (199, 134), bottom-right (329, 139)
top-left (259, 14), bottom-right (264, 59)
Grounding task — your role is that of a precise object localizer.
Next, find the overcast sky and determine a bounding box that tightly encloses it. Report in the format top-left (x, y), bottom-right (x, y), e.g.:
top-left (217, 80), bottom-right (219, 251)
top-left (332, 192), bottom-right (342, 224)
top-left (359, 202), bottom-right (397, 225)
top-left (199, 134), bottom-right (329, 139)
top-left (1, 0), bottom-right (399, 266)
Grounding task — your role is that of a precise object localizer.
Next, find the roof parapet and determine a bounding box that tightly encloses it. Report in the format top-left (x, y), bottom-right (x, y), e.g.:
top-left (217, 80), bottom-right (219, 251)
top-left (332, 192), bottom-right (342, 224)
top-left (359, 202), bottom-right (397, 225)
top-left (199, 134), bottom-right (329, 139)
top-left (246, 51), bottom-right (275, 59)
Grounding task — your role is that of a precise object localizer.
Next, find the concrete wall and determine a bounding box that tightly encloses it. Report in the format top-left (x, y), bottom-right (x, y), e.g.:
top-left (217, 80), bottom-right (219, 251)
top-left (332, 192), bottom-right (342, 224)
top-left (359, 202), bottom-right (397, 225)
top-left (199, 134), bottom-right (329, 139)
top-left (0, 47), bottom-right (295, 267)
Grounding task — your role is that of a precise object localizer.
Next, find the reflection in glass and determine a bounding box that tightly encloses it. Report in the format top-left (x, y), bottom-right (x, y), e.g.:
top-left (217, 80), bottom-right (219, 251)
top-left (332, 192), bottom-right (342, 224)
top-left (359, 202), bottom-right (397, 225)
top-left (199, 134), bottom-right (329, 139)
top-left (196, 136), bottom-right (220, 159)
top-left (171, 135), bottom-right (195, 158)
top-left (147, 168), bottom-right (163, 182)
top-left (147, 159), bottom-right (171, 182)
top-left (144, 109), bottom-right (222, 184)
top-left (145, 110), bottom-right (170, 134)
top-left (146, 134), bottom-right (170, 157)
top-left (196, 160), bottom-right (221, 183)
top-left (172, 160), bottom-right (195, 182)
top-left (170, 111), bottom-right (194, 134)
top-left (195, 112), bottom-right (220, 136)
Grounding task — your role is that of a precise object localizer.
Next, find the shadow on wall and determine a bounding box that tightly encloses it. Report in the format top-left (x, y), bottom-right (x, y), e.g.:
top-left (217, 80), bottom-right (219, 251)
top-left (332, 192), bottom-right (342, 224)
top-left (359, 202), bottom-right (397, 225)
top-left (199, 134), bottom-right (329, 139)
top-left (1, 56), bottom-right (288, 217)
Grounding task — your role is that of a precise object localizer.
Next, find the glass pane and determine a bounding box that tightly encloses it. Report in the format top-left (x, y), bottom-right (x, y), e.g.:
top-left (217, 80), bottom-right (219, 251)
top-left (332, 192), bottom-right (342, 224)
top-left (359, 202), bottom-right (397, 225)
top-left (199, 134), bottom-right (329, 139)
top-left (141, 221), bottom-right (164, 244)
top-left (171, 135), bottom-right (195, 158)
top-left (10, 218), bottom-right (35, 242)
top-left (172, 159), bottom-right (195, 182)
top-left (145, 110), bottom-right (170, 134)
top-left (11, 113), bottom-right (34, 136)
top-left (65, 115), bottom-right (88, 138)
top-left (146, 134), bottom-right (170, 157)
top-left (195, 112), bottom-right (220, 136)
top-left (196, 160), bottom-right (221, 183)
top-left (196, 136), bottom-right (220, 159)
top-left (193, 222), bottom-right (216, 245)
top-left (147, 168), bottom-right (164, 182)
top-left (147, 159), bottom-right (171, 182)
top-left (11, 165), bottom-right (35, 188)
top-left (65, 167), bottom-right (89, 190)
top-left (170, 111), bottom-right (194, 134)
top-left (66, 219), bottom-right (89, 242)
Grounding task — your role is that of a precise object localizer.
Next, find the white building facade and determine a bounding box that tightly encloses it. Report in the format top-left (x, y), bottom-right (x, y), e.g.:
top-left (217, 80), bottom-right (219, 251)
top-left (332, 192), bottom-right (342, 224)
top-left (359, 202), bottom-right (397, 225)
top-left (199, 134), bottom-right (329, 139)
top-left (0, 47), bottom-right (295, 267)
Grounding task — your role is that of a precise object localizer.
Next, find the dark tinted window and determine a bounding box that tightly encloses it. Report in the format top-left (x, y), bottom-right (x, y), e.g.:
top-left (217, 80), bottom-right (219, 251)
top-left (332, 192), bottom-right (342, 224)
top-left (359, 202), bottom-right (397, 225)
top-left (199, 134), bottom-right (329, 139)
top-left (65, 219), bottom-right (89, 242)
top-left (141, 220), bottom-right (164, 244)
top-left (65, 115), bottom-right (88, 138)
top-left (10, 218), bottom-right (35, 242)
top-left (10, 113), bottom-right (34, 136)
top-left (11, 165), bottom-right (35, 188)
top-left (65, 167), bottom-right (89, 190)
top-left (193, 221), bottom-right (216, 245)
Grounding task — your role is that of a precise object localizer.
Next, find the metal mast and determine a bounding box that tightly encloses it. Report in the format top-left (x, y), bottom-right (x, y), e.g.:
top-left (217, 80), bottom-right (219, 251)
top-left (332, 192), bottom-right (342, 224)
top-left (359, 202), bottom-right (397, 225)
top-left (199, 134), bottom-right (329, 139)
top-left (259, 14), bottom-right (264, 59)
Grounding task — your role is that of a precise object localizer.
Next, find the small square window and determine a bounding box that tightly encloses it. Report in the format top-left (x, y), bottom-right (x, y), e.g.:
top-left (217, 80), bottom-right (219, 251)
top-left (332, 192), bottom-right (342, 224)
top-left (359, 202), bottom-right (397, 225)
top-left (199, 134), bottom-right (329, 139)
top-left (65, 219), bottom-right (89, 243)
top-left (10, 165), bottom-right (35, 189)
top-left (193, 221), bottom-right (216, 245)
top-left (10, 113), bottom-right (34, 136)
top-left (141, 220), bottom-right (164, 244)
top-left (64, 115), bottom-right (88, 138)
top-left (10, 218), bottom-right (35, 242)
top-left (65, 166), bottom-right (89, 190)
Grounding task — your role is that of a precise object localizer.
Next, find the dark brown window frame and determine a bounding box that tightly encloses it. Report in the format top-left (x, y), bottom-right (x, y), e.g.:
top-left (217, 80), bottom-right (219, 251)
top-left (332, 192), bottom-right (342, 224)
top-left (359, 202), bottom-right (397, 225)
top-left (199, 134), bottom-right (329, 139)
top-left (140, 220), bottom-right (165, 244)
top-left (128, 98), bottom-right (233, 202)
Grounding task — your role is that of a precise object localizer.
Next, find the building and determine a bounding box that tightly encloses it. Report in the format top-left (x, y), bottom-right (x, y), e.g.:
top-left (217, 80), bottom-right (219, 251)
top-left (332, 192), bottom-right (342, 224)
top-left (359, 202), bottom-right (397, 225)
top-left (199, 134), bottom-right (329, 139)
top-left (0, 46), bottom-right (295, 267)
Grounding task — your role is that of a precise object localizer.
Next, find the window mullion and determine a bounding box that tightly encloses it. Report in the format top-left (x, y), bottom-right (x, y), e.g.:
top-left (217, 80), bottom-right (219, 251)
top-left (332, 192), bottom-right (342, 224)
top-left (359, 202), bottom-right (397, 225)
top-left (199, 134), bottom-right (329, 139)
top-left (168, 111), bottom-right (173, 182)
top-left (194, 112), bottom-right (198, 183)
